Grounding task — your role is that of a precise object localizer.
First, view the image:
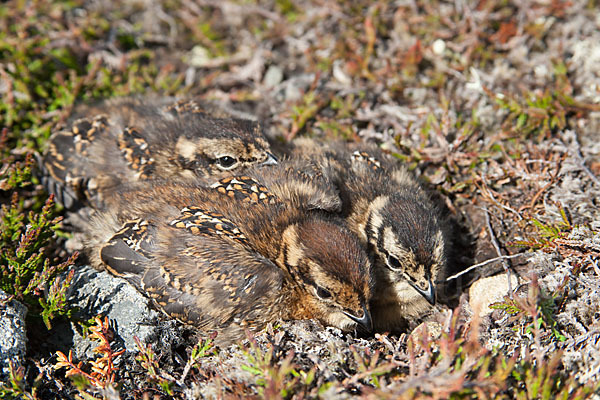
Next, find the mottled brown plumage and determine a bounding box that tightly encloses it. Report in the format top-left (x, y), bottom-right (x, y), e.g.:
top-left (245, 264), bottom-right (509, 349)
top-left (85, 168), bottom-right (372, 344)
top-left (210, 155), bottom-right (343, 213)
top-left (39, 97), bottom-right (277, 211)
top-left (289, 138), bottom-right (449, 332)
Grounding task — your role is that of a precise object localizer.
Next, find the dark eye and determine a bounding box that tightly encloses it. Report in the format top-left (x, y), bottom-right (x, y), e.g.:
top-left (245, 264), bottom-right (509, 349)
top-left (315, 286), bottom-right (332, 300)
top-left (216, 156), bottom-right (237, 169)
top-left (386, 255), bottom-right (403, 271)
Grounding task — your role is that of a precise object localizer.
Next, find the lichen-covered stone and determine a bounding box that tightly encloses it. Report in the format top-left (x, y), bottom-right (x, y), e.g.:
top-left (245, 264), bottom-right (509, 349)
top-left (65, 265), bottom-right (163, 357)
top-left (0, 289), bottom-right (27, 376)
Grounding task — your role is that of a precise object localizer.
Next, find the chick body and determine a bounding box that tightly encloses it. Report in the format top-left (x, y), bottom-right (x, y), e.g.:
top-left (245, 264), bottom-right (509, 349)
top-left (86, 163), bottom-right (373, 344)
top-left (40, 97), bottom-right (276, 211)
top-left (289, 138), bottom-right (448, 332)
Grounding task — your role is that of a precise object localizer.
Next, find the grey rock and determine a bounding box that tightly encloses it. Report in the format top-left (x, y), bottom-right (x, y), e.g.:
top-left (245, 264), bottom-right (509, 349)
top-left (0, 289), bottom-right (27, 375)
top-left (66, 265), bottom-right (162, 357)
top-left (282, 73), bottom-right (314, 102)
top-left (186, 45), bottom-right (211, 68)
top-left (263, 65), bottom-right (284, 88)
top-left (468, 273), bottom-right (521, 318)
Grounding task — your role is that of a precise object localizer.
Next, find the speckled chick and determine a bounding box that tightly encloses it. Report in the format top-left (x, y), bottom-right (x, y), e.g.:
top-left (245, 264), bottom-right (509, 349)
top-left (85, 172), bottom-right (372, 345)
top-left (289, 138), bottom-right (449, 333)
top-left (210, 154), bottom-right (344, 213)
top-left (39, 97), bottom-right (277, 211)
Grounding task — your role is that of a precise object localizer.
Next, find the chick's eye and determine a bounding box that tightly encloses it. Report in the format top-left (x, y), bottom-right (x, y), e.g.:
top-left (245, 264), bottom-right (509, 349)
top-left (386, 254), bottom-right (403, 271)
top-left (315, 286), bottom-right (332, 300)
top-left (216, 156), bottom-right (237, 169)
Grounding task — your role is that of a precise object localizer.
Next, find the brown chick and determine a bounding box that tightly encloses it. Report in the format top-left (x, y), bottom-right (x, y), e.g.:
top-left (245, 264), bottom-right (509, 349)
top-left (39, 97), bottom-right (277, 211)
top-left (84, 176), bottom-right (372, 345)
top-left (209, 154), bottom-right (343, 213)
top-left (289, 138), bottom-right (449, 333)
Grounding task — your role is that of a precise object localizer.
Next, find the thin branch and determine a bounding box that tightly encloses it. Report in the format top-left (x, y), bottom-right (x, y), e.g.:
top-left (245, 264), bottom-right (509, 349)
top-left (445, 253), bottom-right (528, 281)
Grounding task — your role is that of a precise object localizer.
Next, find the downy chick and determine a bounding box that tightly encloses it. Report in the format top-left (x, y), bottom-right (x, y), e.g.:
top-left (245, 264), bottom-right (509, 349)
top-left (85, 175), bottom-right (372, 344)
top-left (289, 138), bottom-right (448, 332)
top-left (40, 97), bottom-right (277, 211)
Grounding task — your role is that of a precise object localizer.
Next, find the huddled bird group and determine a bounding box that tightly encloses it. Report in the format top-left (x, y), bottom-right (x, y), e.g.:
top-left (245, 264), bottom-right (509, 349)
top-left (39, 96), bottom-right (450, 345)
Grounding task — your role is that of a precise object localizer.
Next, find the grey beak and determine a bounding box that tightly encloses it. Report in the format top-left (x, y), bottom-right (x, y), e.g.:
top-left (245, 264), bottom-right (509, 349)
top-left (343, 303), bottom-right (373, 333)
top-left (409, 278), bottom-right (436, 305)
top-left (261, 152), bottom-right (278, 166)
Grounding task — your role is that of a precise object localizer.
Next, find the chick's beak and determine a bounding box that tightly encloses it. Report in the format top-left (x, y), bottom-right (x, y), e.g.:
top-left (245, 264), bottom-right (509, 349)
top-left (261, 152), bottom-right (278, 166)
top-left (343, 303), bottom-right (373, 333)
top-left (409, 278), bottom-right (436, 305)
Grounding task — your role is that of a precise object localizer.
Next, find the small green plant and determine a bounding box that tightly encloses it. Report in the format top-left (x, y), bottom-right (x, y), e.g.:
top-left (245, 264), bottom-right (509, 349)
top-left (495, 89), bottom-right (570, 139)
top-left (189, 334), bottom-right (217, 368)
top-left (134, 336), bottom-right (175, 396)
top-left (288, 90), bottom-right (328, 139)
top-left (492, 290), bottom-right (567, 343)
top-left (510, 352), bottom-right (594, 400)
top-left (241, 337), bottom-right (302, 399)
top-left (275, 0), bottom-right (300, 22)
top-left (0, 142), bottom-right (34, 190)
top-left (0, 141), bottom-right (77, 329)
top-left (0, 360), bottom-right (40, 399)
top-left (511, 207), bottom-right (573, 251)
top-left (349, 346), bottom-right (394, 389)
top-left (492, 73), bottom-right (600, 142)
top-left (315, 93), bottom-right (365, 140)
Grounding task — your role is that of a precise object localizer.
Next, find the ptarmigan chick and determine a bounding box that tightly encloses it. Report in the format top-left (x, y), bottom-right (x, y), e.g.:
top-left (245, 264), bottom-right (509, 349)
top-left (40, 97), bottom-right (276, 211)
top-left (85, 166), bottom-right (373, 345)
top-left (289, 138), bottom-right (449, 333)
